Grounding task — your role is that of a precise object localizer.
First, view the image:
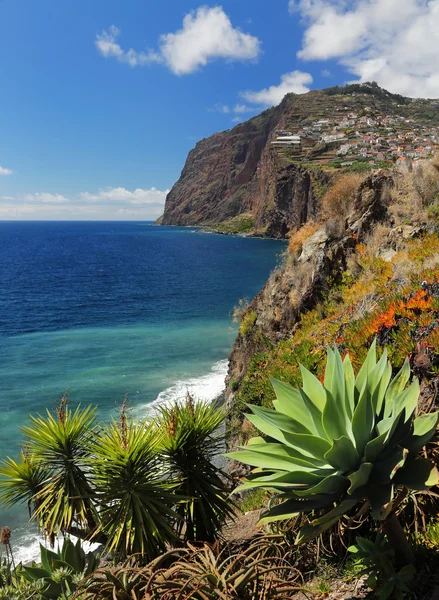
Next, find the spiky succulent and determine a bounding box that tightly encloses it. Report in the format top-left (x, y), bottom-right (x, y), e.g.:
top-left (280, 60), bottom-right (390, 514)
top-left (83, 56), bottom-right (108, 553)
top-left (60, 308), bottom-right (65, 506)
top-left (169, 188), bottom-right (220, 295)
top-left (227, 342), bottom-right (439, 541)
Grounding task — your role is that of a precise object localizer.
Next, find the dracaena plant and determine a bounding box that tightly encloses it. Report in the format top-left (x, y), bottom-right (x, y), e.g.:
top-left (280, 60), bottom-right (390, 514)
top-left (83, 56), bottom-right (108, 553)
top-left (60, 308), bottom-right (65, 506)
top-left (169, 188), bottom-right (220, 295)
top-left (227, 341), bottom-right (439, 564)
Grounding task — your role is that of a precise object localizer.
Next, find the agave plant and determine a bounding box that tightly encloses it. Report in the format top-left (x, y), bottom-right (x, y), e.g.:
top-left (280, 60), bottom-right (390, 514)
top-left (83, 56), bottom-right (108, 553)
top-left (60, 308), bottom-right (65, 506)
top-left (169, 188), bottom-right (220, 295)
top-left (21, 538), bottom-right (100, 599)
top-left (227, 342), bottom-right (439, 563)
top-left (156, 395), bottom-right (236, 542)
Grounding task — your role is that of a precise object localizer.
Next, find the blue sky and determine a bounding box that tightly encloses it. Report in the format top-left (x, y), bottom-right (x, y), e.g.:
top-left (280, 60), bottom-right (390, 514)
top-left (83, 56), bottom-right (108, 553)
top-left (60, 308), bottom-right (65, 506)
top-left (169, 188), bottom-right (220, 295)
top-left (0, 0), bottom-right (437, 219)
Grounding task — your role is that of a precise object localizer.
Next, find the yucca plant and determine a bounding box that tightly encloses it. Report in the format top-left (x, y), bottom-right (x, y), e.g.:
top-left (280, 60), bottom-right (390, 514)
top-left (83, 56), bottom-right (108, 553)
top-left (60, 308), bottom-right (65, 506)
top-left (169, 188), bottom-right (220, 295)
top-left (227, 341), bottom-right (439, 564)
top-left (0, 399), bottom-right (98, 542)
top-left (156, 395), bottom-right (236, 542)
top-left (91, 417), bottom-right (180, 560)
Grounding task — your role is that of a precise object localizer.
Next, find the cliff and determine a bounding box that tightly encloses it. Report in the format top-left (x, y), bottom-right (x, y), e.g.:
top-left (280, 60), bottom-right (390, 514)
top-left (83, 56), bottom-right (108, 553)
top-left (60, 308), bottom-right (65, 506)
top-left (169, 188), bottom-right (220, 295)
top-left (161, 84), bottom-right (439, 238)
top-left (225, 158), bottom-right (439, 467)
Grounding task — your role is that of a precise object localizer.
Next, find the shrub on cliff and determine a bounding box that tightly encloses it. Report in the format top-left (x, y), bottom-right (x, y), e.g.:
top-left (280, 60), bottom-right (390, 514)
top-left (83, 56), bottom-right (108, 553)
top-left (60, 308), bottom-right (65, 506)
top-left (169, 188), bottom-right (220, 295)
top-left (320, 173), bottom-right (364, 222)
top-left (0, 395), bottom-right (232, 562)
top-left (156, 394), bottom-right (235, 542)
top-left (227, 342), bottom-right (439, 565)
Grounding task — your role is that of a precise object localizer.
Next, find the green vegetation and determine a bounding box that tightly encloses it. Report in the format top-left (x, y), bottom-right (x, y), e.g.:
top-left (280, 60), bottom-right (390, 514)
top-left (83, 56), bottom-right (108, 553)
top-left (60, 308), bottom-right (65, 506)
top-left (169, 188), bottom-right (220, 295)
top-left (0, 538), bottom-right (99, 600)
top-left (0, 396), bottom-right (234, 564)
top-left (156, 396), bottom-right (235, 542)
top-left (211, 215), bottom-right (254, 234)
top-left (228, 344), bottom-right (439, 565)
top-left (239, 310), bottom-right (257, 337)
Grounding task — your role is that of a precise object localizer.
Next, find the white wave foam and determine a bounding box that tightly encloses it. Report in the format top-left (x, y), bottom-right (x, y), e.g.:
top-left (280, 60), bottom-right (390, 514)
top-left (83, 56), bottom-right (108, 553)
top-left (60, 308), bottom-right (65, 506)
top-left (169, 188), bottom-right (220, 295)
top-left (11, 361), bottom-right (228, 563)
top-left (12, 528), bottom-right (101, 565)
top-left (143, 359), bottom-right (228, 416)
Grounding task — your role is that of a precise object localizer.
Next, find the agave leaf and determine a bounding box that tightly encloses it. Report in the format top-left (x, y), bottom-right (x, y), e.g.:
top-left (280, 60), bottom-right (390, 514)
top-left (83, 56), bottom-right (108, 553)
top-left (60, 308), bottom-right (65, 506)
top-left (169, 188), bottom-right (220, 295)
top-left (247, 404), bottom-right (312, 435)
top-left (373, 446), bottom-right (407, 483)
top-left (367, 483), bottom-right (393, 520)
top-left (225, 448), bottom-right (320, 471)
top-left (324, 346), bottom-right (336, 392)
top-left (369, 351), bottom-right (391, 415)
top-left (392, 378), bottom-right (420, 422)
top-left (309, 498), bottom-right (358, 527)
top-left (393, 457), bottom-right (439, 490)
top-left (299, 364), bottom-right (326, 411)
top-left (355, 339), bottom-right (377, 396)
top-left (269, 377), bottom-right (316, 433)
top-left (406, 412), bottom-right (439, 454)
top-left (236, 442), bottom-right (327, 467)
top-left (325, 436), bottom-right (359, 471)
top-left (258, 494), bottom-right (338, 524)
top-left (234, 470), bottom-right (324, 493)
top-left (384, 358), bottom-right (410, 417)
top-left (364, 431), bottom-right (388, 463)
top-left (296, 510), bottom-right (346, 544)
top-left (293, 474), bottom-right (349, 498)
top-left (322, 390), bottom-right (349, 441)
top-left (343, 354), bottom-right (356, 418)
top-left (298, 387), bottom-right (327, 439)
top-left (330, 346), bottom-right (348, 411)
top-left (347, 462), bottom-right (373, 495)
top-left (351, 382), bottom-right (374, 456)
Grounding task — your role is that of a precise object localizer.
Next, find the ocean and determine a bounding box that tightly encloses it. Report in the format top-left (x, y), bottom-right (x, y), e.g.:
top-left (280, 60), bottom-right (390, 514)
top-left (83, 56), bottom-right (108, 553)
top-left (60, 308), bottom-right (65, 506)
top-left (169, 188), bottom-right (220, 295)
top-left (0, 221), bottom-right (286, 562)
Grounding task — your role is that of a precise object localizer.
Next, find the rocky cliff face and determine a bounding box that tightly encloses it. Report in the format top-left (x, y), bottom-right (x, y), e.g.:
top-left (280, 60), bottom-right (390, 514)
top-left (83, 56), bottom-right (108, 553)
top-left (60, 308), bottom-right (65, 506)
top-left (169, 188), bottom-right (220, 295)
top-left (161, 105), bottom-right (283, 227)
top-left (161, 85), bottom-right (439, 237)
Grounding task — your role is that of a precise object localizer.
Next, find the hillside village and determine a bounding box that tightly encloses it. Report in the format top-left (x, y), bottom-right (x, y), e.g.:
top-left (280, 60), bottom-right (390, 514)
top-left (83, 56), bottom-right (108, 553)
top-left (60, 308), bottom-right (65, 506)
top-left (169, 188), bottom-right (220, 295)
top-left (271, 95), bottom-right (439, 170)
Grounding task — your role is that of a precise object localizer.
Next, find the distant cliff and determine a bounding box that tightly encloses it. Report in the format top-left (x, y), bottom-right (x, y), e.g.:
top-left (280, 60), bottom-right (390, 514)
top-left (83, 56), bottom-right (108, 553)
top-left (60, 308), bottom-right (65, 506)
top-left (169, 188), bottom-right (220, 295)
top-left (160, 84), bottom-right (439, 238)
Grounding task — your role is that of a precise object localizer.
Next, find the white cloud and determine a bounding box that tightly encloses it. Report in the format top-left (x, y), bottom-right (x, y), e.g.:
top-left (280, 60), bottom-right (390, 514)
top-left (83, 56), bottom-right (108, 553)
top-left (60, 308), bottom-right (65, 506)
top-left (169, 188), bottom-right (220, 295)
top-left (241, 70), bottom-right (313, 106)
top-left (159, 6), bottom-right (261, 75)
top-left (321, 69), bottom-right (332, 78)
top-left (231, 116), bottom-right (244, 123)
top-left (209, 103), bottom-right (231, 113)
top-left (1, 187), bottom-right (169, 220)
top-left (293, 0), bottom-right (439, 98)
top-left (233, 104), bottom-right (252, 113)
top-left (22, 192), bottom-right (70, 204)
top-left (95, 25), bottom-right (162, 67)
top-left (0, 166), bottom-right (13, 176)
top-left (96, 7), bottom-right (261, 75)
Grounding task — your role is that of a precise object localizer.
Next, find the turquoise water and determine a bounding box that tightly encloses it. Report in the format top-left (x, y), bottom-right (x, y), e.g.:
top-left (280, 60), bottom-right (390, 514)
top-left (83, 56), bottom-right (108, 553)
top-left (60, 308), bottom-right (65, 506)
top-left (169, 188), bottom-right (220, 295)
top-left (0, 221), bottom-right (286, 561)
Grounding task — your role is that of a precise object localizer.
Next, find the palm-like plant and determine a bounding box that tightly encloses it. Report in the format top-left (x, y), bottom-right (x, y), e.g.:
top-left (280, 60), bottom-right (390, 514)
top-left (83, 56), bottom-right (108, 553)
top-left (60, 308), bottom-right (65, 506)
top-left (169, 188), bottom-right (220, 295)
top-left (0, 399), bottom-right (97, 541)
top-left (91, 418), bottom-right (179, 560)
top-left (227, 342), bottom-right (439, 564)
top-left (156, 395), bottom-right (236, 542)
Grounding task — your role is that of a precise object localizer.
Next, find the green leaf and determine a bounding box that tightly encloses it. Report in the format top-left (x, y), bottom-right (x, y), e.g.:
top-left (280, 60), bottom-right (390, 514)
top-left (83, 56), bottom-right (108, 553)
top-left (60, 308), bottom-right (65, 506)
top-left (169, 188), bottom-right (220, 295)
top-left (374, 446), bottom-right (407, 483)
top-left (325, 436), bottom-right (359, 471)
top-left (258, 494), bottom-right (337, 524)
top-left (248, 404), bottom-right (312, 435)
top-left (384, 358), bottom-right (410, 417)
top-left (406, 412), bottom-right (439, 454)
top-left (299, 364), bottom-right (326, 411)
top-left (343, 354), bottom-right (356, 419)
top-left (355, 339), bottom-right (377, 397)
top-left (322, 390), bottom-right (349, 441)
top-left (309, 498), bottom-right (358, 527)
top-left (269, 377), bottom-right (316, 433)
top-left (364, 431), bottom-right (388, 463)
top-left (393, 458), bottom-right (439, 490)
top-left (293, 474), bottom-right (349, 498)
top-left (225, 447), bottom-right (321, 471)
top-left (299, 387), bottom-right (327, 439)
top-left (348, 462), bottom-right (373, 495)
top-left (392, 378), bottom-right (419, 422)
top-left (352, 382), bottom-right (374, 456)
top-left (368, 483), bottom-right (394, 520)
